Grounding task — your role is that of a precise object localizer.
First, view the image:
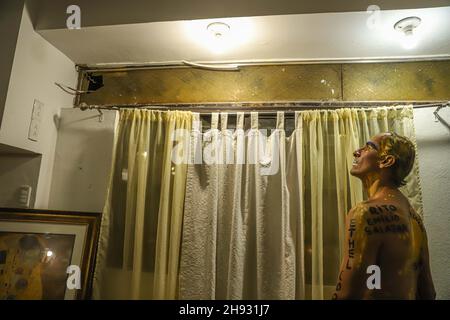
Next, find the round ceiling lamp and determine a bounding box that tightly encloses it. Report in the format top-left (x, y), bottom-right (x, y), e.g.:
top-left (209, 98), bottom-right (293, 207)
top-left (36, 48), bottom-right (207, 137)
top-left (394, 16), bottom-right (421, 35)
top-left (394, 16), bottom-right (422, 49)
top-left (207, 22), bottom-right (231, 38)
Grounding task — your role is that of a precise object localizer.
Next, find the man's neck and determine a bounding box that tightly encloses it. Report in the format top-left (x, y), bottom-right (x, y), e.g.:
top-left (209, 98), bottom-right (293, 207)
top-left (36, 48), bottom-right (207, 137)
top-left (363, 176), bottom-right (397, 200)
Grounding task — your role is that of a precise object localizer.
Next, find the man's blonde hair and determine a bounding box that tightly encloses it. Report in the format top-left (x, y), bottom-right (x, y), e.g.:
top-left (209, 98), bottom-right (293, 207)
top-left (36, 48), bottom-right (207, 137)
top-left (378, 132), bottom-right (416, 188)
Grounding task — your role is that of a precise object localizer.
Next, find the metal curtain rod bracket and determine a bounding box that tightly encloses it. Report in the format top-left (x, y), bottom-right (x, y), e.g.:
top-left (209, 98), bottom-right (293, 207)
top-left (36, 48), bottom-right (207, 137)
top-left (433, 102), bottom-right (450, 128)
top-left (79, 102), bottom-right (104, 121)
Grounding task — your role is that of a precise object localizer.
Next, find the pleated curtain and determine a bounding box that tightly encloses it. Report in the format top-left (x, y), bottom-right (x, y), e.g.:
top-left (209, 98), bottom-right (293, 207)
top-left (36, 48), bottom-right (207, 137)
top-left (91, 105), bottom-right (423, 300)
top-left (92, 109), bottom-right (192, 299)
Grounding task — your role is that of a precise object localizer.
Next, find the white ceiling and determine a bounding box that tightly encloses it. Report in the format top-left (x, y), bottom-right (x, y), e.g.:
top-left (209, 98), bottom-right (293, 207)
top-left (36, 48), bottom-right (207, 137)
top-left (37, 6), bottom-right (450, 66)
top-left (30, 0), bottom-right (450, 29)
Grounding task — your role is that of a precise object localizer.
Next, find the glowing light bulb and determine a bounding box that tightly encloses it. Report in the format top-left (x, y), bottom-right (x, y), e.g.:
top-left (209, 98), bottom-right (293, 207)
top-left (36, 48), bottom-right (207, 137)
top-left (401, 33), bottom-right (418, 50)
top-left (394, 16), bottom-right (421, 50)
top-left (183, 18), bottom-right (254, 55)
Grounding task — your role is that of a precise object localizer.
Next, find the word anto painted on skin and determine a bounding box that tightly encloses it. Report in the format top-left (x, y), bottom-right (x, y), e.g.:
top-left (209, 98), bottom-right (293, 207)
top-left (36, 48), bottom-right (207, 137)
top-left (369, 205), bottom-right (397, 214)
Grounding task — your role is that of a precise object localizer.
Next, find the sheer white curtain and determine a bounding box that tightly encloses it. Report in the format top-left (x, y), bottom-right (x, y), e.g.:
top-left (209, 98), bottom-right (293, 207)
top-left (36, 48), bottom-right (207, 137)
top-left (179, 105), bottom-right (424, 300)
top-left (93, 109), bottom-right (192, 299)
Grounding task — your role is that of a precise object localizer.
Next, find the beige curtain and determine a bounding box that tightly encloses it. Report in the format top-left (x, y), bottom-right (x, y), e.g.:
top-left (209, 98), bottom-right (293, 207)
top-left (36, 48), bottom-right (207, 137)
top-left (179, 105), bottom-right (424, 300)
top-left (92, 109), bottom-right (192, 299)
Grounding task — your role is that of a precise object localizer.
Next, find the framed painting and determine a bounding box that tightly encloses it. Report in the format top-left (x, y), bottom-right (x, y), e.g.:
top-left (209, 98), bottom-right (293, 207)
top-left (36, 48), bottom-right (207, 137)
top-left (0, 208), bottom-right (101, 300)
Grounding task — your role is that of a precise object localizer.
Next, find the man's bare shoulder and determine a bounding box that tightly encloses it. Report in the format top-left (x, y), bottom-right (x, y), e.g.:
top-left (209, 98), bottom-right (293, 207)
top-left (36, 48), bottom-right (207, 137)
top-left (346, 203), bottom-right (372, 237)
top-left (348, 202), bottom-right (371, 218)
top-left (408, 206), bottom-right (426, 233)
top-left (348, 201), bottom-right (395, 219)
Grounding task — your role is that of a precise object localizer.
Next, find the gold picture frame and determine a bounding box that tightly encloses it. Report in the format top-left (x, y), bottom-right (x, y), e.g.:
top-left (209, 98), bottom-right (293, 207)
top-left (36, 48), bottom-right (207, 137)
top-left (0, 208), bottom-right (101, 300)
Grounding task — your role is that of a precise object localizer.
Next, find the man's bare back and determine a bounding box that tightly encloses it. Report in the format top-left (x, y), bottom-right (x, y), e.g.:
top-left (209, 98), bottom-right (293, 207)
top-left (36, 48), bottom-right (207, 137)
top-left (332, 190), bottom-right (434, 299)
top-left (333, 133), bottom-right (435, 300)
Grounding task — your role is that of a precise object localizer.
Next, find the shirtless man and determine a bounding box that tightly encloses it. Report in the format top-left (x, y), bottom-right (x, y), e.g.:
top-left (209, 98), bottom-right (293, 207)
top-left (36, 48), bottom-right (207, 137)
top-left (332, 132), bottom-right (436, 300)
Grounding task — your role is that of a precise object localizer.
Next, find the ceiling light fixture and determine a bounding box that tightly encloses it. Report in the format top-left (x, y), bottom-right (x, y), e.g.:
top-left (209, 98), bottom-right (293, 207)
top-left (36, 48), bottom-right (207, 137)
top-left (183, 18), bottom-right (253, 55)
top-left (207, 22), bottom-right (230, 39)
top-left (394, 16), bottom-right (421, 50)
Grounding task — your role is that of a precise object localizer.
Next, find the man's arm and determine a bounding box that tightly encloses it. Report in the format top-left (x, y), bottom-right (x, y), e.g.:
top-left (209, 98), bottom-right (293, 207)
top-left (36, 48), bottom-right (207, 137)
top-left (332, 205), bottom-right (380, 300)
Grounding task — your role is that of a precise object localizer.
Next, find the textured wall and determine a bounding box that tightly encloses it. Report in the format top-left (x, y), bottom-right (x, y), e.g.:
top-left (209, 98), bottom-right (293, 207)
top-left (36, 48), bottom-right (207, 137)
top-left (342, 61), bottom-right (450, 101)
top-left (79, 64), bottom-right (342, 105)
top-left (0, 0), bottom-right (24, 127)
top-left (414, 107), bottom-right (450, 300)
top-left (78, 60), bottom-right (450, 105)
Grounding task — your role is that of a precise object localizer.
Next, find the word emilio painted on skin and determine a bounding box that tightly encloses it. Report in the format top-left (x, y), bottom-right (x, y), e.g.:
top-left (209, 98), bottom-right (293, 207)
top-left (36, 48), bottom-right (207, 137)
top-left (170, 126), bottom-right (283, 175)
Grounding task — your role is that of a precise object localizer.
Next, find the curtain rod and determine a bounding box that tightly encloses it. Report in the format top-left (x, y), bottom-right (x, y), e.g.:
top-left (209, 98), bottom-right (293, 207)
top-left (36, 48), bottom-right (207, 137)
top-left (76, 101), bottom-right (450, 114)
top-left (77, 56), bottom-right (450, 73)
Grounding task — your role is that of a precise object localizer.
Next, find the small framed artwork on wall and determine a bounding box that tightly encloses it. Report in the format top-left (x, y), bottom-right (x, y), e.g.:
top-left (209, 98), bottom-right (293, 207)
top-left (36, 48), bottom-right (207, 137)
top-left (0, 208), bottom-right (101, 300)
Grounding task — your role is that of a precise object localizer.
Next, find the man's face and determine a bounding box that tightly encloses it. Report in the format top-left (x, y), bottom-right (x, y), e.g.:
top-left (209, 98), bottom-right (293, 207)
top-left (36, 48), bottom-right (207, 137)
top-left (350, 134), bottom-right (385, 179)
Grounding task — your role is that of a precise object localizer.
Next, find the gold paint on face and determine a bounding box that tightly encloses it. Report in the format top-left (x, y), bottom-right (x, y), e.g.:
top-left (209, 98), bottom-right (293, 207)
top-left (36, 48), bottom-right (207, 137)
top-left (350, 135), bottom-right (384, 178)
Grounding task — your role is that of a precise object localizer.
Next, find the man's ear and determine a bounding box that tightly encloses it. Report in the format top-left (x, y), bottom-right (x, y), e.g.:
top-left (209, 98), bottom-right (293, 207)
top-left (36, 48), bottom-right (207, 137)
top-left (379, 155), bottom-right (396, 168)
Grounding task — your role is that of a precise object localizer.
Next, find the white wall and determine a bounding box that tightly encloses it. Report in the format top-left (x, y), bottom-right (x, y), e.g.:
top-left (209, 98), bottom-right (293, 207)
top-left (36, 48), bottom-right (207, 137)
top-left (48, 108), bottom-right (117, 212)
top-left (0, 0), bottom-right (24, 126)
top-left (0, 5), bottom-right (77, 208)
top-left (414, 107), bottom-right (450, 300)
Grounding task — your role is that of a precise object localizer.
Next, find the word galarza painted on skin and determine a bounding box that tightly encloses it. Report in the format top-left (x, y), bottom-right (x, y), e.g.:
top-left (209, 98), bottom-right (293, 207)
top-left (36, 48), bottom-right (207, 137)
top-left (179, 304), bottom-right (270, 317)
